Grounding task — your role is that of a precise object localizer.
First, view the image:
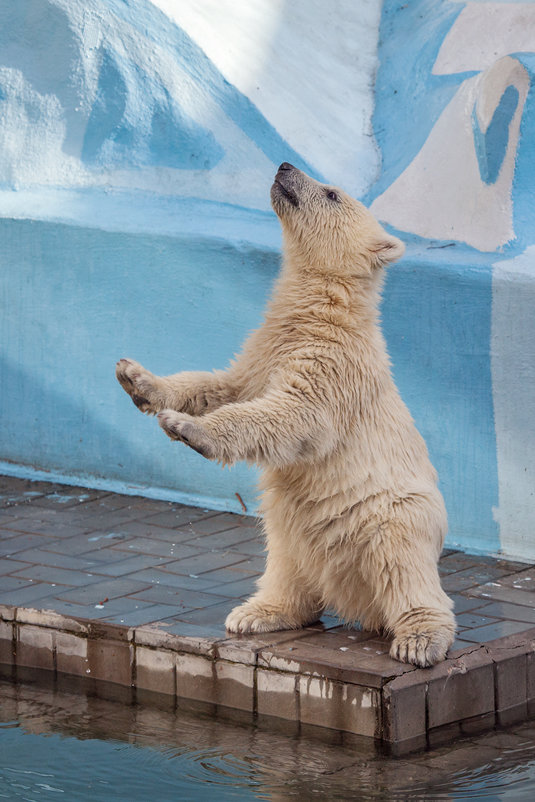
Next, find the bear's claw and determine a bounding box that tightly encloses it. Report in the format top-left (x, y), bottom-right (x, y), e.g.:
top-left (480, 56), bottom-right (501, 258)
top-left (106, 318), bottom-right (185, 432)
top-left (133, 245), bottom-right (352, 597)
top-left (115, 358), bottom-right (161, 414)
top-left (157, 410), bottom-right (216, 459)
top-left (390, 630), bottom-right (450, 668)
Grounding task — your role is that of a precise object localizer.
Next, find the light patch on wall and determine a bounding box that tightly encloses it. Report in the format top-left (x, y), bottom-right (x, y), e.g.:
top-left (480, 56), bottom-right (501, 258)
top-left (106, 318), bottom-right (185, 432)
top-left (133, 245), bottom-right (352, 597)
top-left (150, 0), bottom-right (383, 197)
top-left (492, 245), bottom-right (535, 562)
top-left (433, 2), bottom-right (535, 74)
top-left (371, 56), bottom-right (529, 251)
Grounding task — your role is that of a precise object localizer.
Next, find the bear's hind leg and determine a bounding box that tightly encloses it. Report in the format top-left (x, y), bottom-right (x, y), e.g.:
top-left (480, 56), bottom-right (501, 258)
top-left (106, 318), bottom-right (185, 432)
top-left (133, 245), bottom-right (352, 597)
top-left (360, 519), bottom-right (455, 668)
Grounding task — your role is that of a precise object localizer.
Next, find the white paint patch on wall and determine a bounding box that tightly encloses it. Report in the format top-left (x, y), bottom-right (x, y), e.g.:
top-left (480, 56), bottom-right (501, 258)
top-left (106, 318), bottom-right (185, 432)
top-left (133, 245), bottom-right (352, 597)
top-left (434, 2), bottom-right (535, 74)
top-left (371, 56), bottom-right (529, 251)
top-left (492, 246), bottom-right (535, 562)
top-left (151, 0), bottom-right (382, 197)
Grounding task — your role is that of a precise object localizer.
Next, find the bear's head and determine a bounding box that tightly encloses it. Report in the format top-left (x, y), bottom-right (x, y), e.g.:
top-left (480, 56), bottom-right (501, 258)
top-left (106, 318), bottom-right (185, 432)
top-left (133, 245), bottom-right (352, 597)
top-left (271, 163), bottom-right (405, 276)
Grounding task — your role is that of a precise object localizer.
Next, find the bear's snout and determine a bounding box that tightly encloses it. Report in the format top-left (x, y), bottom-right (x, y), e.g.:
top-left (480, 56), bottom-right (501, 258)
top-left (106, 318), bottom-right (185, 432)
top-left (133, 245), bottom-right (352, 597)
top-left (271, 163), bottom-right (300, 210)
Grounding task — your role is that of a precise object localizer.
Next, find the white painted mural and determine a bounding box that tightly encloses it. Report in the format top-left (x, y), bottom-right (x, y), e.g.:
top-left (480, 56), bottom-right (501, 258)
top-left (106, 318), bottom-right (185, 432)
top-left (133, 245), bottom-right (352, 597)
top-left (150, 0), bottom-right (382, 197)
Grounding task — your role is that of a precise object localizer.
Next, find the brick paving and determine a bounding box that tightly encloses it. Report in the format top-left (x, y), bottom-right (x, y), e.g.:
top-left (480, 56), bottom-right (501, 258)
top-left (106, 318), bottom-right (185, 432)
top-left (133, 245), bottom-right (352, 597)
top-left (1, 474), bottom-right (535, 751)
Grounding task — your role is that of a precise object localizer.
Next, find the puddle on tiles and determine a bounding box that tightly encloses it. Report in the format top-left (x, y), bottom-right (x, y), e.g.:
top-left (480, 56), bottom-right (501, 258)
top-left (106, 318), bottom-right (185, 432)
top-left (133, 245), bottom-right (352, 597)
top-left (0, 675), bottom-right (535, 800)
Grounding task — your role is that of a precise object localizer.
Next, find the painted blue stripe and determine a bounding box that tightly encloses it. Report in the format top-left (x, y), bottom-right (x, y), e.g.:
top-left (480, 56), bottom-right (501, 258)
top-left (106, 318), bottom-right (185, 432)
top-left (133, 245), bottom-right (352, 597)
top-left (382, 246), bottom-right (500, 554)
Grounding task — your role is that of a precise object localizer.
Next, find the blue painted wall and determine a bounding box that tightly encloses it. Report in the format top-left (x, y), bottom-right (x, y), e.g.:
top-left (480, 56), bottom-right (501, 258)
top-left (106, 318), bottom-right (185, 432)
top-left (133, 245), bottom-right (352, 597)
top-left (1, 0), bottom-right (535, 560)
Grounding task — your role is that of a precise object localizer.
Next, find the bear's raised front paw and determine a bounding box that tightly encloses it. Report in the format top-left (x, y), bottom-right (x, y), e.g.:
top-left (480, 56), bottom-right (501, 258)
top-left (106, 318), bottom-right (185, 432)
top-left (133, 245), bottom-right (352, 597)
top-left (115, 358), bottom-right (161, 414)
top-left (390, 630), bottom-right (451, 668)
top-left (157, 410), bottom-right (216, 459)
top-left (225, 602), bottom-right (301, 634)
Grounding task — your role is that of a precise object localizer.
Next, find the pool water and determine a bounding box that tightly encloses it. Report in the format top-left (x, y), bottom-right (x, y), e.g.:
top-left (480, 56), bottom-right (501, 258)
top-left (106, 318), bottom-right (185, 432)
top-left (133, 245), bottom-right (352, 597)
top-left (1, 677), bottom-right (535, 801)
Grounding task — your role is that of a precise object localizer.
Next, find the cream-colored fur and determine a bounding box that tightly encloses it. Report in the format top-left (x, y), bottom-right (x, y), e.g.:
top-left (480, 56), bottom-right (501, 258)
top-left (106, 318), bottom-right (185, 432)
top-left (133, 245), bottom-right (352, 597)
top-left (116, 163), bottom-right (455, 667)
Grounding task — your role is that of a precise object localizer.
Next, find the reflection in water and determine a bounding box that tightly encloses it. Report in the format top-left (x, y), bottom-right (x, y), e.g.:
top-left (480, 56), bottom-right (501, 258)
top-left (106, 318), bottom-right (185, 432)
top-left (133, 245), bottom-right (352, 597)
top-left (1, 675), bottom-right (535, 800)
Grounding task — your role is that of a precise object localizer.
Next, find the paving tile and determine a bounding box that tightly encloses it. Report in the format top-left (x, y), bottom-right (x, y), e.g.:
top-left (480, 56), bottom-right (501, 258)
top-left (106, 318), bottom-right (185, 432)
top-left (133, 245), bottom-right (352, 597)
top-left (0, 576), bottom-right (37, 593)
top-left (0, 533), bottom-right (55, 556)
top-left (162, 551), bottom-right (250, 575)
top-left (49, 596), bottom-right (156, 621)
top-left (458, 619), bottom-right (535, 643)
top-left (0, 512), bottom-right (19, 527)
top-left (29, 489), bottom-right (103, 509)
top-left (0, 558), bottom-right (38, 575)
top-left (480, 600), bottom-right (535, 624)
top-left (466, 583), bottom-right (535, 607)
top-left (170, 599), bottom-right (239, 626)
top-left (175, 513), bottom-right (249, 536)
top-left (81, 553), bottom-right (174, 576)
top-left (183, 527), bottom-right (261, 551)
top-left (203, 575), bottom-right (259, 599)
top-left (448, 638), bottom-right (481, 656)
top-left (110, 539), bottom-right (201, 560)
top-left (129, 584), bottom-right (231, 612)
top-left (456, 612), bottom-right (500, 630)
top-left (56, 578), bottom-right (152, 604)
top-left (10, 564), bottom-right (101, 587)
top-left (139, 507), bottom-right (218, 529)
top-left (127, 568), bottom-right (218, 592)
top-left (102, 604), bottom-right (187, 627)
top-left (39, 533), bottom-right (133, 557)
top-left (160, 619), bottom-right (230, 639)
top-left (438, 553), bottom-right (483, 573)
top-left (200, 562), bottom-right (262, 583)
top-left (70, 507), bottom-right (149, 529)
top-left (0, 516), bottom-right (88, 539)
top-left (498, 567), bottom-right (535, 591)
top-left (258, 639), bottom-right (414, 689)
top-left (0, 582), bottom-right (60, 606)
top-left (449, 593), bottom-right (491, 614)
top-left (86, 520), bottom-right (197, 543)
top-left (228, 540), bottom-right (267, 557)
top-left (441, 566), bottom-right (511, 592)
top-left (6, 548), bottom-right (99, 571)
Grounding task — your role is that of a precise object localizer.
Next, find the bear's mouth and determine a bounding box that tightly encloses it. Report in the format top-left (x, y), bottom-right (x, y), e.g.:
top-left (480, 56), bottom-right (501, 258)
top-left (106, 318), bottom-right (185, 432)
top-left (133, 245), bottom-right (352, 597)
top-left (273, 179), bottom-right (299, 208)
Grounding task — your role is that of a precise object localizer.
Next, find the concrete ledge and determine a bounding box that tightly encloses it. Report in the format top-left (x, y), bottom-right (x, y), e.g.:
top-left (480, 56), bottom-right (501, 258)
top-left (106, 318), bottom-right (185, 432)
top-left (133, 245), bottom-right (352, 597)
top-left (2, 604), bottom-right (535, 751)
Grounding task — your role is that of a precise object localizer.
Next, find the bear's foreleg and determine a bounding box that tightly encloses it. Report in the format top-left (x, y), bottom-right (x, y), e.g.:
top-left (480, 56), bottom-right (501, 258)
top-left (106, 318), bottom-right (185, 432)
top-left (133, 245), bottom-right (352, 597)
top-left (225, 541), bottom-right (323, 633)
top-left (116, 358), bottom-right (240, 416)
top-left (156, 390), bottom-right (333, 466)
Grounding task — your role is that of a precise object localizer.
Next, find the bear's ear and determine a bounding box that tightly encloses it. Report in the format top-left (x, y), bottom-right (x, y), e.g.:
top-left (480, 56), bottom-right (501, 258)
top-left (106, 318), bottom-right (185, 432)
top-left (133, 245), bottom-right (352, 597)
top-left (370, 232), bottom-right (405, 267)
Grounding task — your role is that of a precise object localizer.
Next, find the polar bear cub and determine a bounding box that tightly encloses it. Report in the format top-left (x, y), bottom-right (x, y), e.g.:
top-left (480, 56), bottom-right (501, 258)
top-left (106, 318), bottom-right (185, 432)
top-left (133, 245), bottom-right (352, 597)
top-left (116, 163), bottom-right (455, 667)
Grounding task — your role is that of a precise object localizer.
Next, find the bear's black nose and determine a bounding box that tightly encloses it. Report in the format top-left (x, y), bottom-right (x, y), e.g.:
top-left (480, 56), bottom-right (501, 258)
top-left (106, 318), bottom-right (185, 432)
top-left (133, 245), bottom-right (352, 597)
top-left (279, 162), bottom-right (294, 171)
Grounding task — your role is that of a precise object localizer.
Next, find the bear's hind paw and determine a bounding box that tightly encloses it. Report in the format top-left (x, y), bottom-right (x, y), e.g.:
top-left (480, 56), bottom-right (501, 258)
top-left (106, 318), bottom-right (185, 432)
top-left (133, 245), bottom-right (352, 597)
top-left (390, 630), bottom-right (452, 668)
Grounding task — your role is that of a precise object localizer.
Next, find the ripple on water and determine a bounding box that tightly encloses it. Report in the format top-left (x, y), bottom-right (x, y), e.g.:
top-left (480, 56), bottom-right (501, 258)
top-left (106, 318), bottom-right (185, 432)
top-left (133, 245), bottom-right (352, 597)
top-left (1, 680), bottom-right (535, 801)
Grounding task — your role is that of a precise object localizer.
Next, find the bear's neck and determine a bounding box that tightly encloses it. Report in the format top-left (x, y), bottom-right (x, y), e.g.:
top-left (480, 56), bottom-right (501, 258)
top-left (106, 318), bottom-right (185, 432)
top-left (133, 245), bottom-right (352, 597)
top-left (267, 255), bottom-right (383, 333)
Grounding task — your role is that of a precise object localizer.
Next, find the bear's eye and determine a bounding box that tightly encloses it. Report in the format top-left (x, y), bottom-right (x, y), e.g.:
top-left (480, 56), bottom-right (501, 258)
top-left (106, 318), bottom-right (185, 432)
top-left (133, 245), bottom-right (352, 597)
top-left (327, 191), bottom-right (338, 201)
